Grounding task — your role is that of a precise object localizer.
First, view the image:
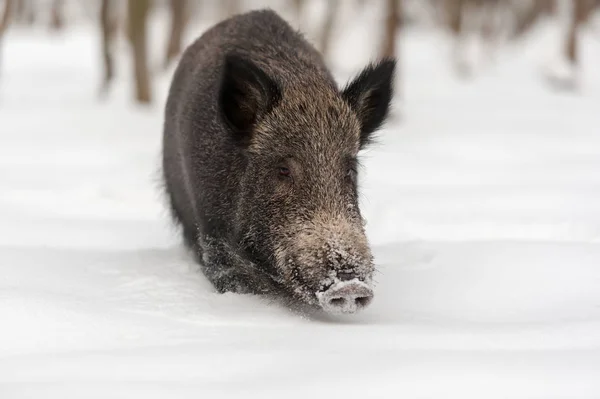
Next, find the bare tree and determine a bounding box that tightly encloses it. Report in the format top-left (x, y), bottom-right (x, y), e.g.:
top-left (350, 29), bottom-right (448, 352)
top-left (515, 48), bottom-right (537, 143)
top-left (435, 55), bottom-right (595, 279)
top-left (0, 0), bottom-right (12, 34)
top-left (14, 0), bottom-right (34, 25)
top-left (381, 0), bottom-right (401, 59)
top-left (0, 0), bottom-right (13, 76)
top-left (99, 0), bottom-right (117, 95)
top-left (511, 0), bottom-right (553, 39)
top-left (565, 0), bottom-right (593, 67)
top-left (127, 0), bottom-right (152, 104)
top-left (164, 0), bottom-right (187, 69)
top-left (318, 0), bottom-right (340, 59)
top-left (445, 0), bottom-right (464, 36)
top-left (442, 0), bottom-right (470, 75)
top-left (291, 0), bottom-right (305, 20)
top-left (478, 0), bottom-right (501, 40)
top-left (381, 0), bottom-right (402, 100)
top-left (14, 0), bottom-right (24, 21)
top-left (218, 0), bottom-right (241, 20)
top-left (50, 0), bottom-right (64, 31)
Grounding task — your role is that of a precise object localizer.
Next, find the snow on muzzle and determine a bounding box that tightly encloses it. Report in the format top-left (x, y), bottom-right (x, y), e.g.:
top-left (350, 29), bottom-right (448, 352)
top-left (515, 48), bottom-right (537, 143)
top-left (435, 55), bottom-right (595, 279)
top-left (316, 279), bottom-right (374, 314)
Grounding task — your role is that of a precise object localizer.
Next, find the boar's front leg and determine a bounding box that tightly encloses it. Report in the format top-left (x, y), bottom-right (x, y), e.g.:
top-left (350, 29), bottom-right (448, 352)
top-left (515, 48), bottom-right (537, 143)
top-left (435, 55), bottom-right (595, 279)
top-left (198, 238), bottom-right (252, 294)
top-left (198, 236), bottom-right (282, 296)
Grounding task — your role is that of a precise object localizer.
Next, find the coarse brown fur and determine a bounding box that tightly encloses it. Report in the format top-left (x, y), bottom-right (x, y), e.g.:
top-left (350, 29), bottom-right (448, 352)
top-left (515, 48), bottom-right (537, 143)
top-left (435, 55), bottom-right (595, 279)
top-left (162, 8), bottom-right (395, 311)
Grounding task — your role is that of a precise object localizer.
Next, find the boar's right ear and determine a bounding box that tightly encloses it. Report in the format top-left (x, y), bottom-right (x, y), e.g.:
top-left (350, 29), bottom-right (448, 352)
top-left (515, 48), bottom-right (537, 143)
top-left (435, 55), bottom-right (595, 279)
top-left (341, 58), bottom-right (396, 148)
top-left (219, 54), bottom-right (281, 144)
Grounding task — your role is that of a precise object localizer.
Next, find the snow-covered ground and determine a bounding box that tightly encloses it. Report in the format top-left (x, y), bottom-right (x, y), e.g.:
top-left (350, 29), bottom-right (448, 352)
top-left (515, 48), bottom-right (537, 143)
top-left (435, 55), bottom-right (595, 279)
top-left (1, 3), bottom-right (600, 398)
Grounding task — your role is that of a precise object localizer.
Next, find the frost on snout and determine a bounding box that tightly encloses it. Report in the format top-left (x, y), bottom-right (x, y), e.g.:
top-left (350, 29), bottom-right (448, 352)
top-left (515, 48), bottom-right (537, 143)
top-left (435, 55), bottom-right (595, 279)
top-left (316, 279), bottom-right (373, 314)
top-left (274, 214), bottom-right (375, 312)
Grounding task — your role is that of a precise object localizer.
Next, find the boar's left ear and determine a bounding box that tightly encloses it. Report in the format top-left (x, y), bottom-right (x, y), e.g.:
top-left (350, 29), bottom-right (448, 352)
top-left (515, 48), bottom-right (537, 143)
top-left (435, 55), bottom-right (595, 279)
top-left (219, 54), bottom-right (281, 145)
top-left (341, 59), bottom-right (396, 148)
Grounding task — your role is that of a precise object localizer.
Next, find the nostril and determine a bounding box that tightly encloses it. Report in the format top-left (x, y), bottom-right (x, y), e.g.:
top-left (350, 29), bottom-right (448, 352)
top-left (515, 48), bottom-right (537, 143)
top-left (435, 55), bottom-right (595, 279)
top-left (337, 271), bottom-right (356, 281)
top-left (317, 280), bottom-right (374, 314)
top-left (329, 297), bottom-right (346, 307)
top-left (355, 296), bottom-right (371, 307)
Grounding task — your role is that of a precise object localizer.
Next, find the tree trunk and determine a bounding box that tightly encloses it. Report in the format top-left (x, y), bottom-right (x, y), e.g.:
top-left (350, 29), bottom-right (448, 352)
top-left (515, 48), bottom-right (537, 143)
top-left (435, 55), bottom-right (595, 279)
top-left (565, 0), bottom-right (593, 66)
top-left (127, 0), bottom-right (152, 104)
top-left (318, 0), bottom-right (339, 59)
top-left (99, 0), bottom-right (116, 95)
top-left (444, 0), bottom-right (470, 76)
top-left (164, 0), bottom-right (186, 69)
top-left (218, 0), bottom-right (241, 20)
top-left (0, 0), bottom-right (13, 77)
top-left (445, 0), bottom-right (464, 36)
top-left (15, 0), bottom-right (34, 24)
top-left (381, 0), bottom-right (401, 59)
top-left (382, 0), bottom-right (402, 102)
top-left (15, 0), bottom-right (24, 22)
top-left (512, 0), bottom-right (552, 39)
top-left (479, 0), bottom-right (500, 43)
top-left (0, 0), bottom-right (12, 34)
top-left (19, 0), bottom-right (34, 24)
top-left (292, 0), bottom-right (305, 20)
top-left (50, 0), bottom-right (64, 31)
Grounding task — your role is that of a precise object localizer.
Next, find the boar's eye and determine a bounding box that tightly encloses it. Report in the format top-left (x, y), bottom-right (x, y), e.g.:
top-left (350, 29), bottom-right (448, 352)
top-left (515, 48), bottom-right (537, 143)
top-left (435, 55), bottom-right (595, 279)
top-left (276, 158), bottom-right (294, 182)
top-left (278, 166), bottom-right (291, 178)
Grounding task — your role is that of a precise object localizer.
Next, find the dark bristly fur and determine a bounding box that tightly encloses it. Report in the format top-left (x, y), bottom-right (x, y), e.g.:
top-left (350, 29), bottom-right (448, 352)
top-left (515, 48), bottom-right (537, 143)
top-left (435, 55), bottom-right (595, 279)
top-left (162, 8), bottom-right (395, 311)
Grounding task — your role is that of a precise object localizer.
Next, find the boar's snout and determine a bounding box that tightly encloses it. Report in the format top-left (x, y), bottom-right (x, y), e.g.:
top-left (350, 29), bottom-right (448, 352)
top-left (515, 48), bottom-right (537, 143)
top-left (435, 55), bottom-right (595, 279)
top-left (317, 280), bottom-right (373, 314)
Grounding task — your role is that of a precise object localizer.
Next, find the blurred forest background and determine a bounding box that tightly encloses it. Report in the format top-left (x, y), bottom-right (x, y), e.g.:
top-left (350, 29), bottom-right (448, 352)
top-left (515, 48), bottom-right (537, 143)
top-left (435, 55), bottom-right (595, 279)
top-left (0, 0), bottom-right (599, 105)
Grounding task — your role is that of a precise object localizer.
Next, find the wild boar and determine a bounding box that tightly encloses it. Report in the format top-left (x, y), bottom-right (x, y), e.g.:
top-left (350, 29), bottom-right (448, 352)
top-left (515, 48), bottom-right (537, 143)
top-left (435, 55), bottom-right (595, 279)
top-left (162, 9), bottom-right (395, 314)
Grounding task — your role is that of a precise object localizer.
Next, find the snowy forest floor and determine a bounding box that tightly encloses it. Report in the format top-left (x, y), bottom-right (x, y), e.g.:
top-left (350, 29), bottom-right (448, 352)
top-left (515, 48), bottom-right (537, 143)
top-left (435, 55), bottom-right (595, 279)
top-left (1, 4), bottom-right (600, 399)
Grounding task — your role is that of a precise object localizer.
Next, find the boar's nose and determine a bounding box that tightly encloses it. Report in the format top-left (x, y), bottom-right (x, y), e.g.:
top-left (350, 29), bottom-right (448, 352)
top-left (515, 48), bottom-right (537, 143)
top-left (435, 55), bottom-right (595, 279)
top-left (317, 280), bottom-right (373, 314)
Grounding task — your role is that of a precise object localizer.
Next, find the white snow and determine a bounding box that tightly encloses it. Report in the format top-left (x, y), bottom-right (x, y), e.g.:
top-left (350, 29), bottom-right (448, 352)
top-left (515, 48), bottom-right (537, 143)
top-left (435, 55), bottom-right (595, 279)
top-left (1, 4), bottom-right (600, 399)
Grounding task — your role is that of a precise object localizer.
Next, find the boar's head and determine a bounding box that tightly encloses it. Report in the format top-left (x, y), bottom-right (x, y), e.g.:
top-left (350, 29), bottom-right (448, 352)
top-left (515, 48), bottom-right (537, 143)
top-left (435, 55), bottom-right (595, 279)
top-left (219, 54), bottom-right (395, 314)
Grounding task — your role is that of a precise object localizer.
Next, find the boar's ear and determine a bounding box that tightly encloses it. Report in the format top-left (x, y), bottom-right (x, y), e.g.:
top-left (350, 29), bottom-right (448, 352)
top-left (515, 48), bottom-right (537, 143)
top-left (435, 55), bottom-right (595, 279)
top-left (341, 59), bottom-right (396, 148)
top-left (219, 54), bottom-right (281, 144)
